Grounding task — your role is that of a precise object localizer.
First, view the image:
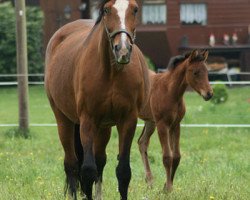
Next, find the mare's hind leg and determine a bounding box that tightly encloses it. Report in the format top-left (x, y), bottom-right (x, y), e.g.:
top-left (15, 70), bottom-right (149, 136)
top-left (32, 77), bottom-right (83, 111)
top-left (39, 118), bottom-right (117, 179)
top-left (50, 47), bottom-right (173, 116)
top-left (156, 120), bottom-right (173, 192)
top-left (79, 116), bottom-right (98, 200)
top-left (116, 113), bottom-right (137, 200)
top-left (137, 121), bottom-right (156, 186)
top-left (170, 124), bottom-right (181, 183)
top-left (94, 127), bottom-right (111, 200)
top-left (52, 107), bottom-right (79, 200)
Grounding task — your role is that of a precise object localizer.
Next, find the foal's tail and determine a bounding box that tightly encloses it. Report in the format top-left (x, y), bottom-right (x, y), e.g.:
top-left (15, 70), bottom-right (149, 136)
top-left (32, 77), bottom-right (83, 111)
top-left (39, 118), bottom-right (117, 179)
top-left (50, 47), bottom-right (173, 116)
top-left (74, 124), bottom-right (83, 168)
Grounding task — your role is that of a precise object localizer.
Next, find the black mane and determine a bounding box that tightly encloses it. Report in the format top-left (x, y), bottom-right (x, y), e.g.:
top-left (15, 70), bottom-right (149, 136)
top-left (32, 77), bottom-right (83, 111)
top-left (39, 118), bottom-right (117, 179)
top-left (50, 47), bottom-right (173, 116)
top-left (166, 55), bottom-right (186, 70)
top-left (95, 0), bottom-right (110, 25)
top-left (167, 51), bottom-right (205, 70)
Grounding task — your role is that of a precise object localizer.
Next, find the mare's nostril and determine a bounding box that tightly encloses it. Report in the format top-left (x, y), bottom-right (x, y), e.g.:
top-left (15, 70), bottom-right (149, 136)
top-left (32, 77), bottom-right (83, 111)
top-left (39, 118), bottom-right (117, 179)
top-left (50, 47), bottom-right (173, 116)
top-left (114, 44), bottom-right (121, 52)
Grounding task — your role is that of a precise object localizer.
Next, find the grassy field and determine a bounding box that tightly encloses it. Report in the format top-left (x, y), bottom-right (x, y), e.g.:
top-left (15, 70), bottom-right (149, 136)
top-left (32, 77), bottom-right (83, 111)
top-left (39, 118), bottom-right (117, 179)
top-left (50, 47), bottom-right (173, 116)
top-left (0, 86), bottom-right (250, 200)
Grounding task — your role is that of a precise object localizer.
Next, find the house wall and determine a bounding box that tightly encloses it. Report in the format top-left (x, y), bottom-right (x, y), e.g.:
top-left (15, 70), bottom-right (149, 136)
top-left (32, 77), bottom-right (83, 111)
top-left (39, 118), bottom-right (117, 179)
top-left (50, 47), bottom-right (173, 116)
top-left (40, 0), bottom-right (82, 48)
top-left (39, 0), bottom-right (250, 69)
top-left (137, 0), bottom-right (250, 68)
top-left (166, 0), bottom-right (250, 55)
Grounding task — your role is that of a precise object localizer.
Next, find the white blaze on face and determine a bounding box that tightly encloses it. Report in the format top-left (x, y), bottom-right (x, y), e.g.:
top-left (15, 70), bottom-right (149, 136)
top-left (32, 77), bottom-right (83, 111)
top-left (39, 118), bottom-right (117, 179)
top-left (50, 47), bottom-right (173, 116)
top-left (113, 0), bottom-right (129, 48)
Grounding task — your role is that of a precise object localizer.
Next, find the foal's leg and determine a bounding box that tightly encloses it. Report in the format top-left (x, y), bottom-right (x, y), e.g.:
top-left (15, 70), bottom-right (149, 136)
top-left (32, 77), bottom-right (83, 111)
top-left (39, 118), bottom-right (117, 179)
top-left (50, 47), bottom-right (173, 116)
top-left (170, 124), bottom-right (181, 183)
top-left (52, 107), bottom-right (78, 200)
top-left (156, 120), bottom-right (173, 192)
top-left (137, 121), bottom-right (156, 186)
top-left (94, 127), bottom-right (111, 200)
top-left (79, 116), bottom-right (98, 200)
top-left (116, 114), bottom-right (137, 200)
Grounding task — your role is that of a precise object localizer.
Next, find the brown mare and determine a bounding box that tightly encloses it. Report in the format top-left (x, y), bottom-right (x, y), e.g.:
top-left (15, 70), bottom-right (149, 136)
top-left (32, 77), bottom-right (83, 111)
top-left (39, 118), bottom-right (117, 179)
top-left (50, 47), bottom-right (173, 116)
top-left (138, 50), bottom-right (213, 191)
top-left (45, 1), bottom-right (149, 200)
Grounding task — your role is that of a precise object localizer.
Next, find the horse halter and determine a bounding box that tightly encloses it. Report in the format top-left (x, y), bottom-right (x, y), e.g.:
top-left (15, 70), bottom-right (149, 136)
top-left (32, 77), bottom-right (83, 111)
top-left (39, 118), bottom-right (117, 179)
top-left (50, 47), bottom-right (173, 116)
top-left (104, 22), bottom-right (136, 46)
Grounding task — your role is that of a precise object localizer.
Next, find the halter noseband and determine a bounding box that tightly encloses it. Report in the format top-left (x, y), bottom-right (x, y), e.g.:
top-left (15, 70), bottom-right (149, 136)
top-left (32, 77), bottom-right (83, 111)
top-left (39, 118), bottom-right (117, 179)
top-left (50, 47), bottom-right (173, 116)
top-left (104, 22), bottom-right (136, 45)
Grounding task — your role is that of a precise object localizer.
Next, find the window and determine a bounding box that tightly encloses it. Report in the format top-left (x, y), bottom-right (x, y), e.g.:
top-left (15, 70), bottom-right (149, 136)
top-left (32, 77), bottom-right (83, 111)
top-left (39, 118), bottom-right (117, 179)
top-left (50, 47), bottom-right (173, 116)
top-left (180, 3), bottom-right (207, 25)
top-left (142, 0), bottom-right (167, 25)
top-left (90, 0), bottom-right (99, 20)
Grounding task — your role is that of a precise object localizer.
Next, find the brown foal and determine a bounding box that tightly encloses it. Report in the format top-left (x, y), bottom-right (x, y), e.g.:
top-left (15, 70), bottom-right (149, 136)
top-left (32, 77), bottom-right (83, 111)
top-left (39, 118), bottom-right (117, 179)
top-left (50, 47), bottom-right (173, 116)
top-left (138, 50), bottom-right (213, 191)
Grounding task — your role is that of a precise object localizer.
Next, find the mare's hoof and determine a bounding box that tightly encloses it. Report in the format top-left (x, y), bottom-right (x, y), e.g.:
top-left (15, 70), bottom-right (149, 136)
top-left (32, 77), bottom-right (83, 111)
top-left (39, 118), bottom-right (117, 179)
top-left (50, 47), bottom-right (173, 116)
top-left (66, 192), bottom-right (77, 200)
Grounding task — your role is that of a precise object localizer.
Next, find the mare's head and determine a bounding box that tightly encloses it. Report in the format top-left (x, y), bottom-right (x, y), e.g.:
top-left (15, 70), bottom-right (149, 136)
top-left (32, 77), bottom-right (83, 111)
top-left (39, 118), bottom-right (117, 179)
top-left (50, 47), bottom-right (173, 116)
top-left (96, 0), bottom-right (138, 64)
top-left (185, 50), bottom-right (213, 101)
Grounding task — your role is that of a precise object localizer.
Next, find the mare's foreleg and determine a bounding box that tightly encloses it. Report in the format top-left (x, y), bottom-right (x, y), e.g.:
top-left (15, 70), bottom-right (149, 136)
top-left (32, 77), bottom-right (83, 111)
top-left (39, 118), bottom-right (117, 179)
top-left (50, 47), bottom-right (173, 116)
top-left (156, 120), bottom-right (173, 192)
top-left (79, 117), bottom-right (98, 200)
top-left (94, 128), bottom-right (111, 200)
top-left (116, 113), bottom-right (137, 200)
top-left (170, 124), bottom-right (181, 183)
top-left (53, 107), bottom-right (79, 200)
top-left (137, 120), bottom-right (156, 186)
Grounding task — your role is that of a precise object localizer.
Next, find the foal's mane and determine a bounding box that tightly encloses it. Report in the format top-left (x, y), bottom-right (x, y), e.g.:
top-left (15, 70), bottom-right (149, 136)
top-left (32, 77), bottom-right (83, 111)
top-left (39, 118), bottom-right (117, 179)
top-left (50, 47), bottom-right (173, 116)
top-left (167, 55), bottom-right (186, 70)
top-left (95, 0), bottom-right (111, 25)
top-left (167, 51), bottom-right (206, 70)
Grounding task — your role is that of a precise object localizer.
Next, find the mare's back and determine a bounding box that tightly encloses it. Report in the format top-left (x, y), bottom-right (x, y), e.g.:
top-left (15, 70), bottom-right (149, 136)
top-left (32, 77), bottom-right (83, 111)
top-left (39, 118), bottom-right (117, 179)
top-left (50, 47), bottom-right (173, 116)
top-left (45, 20), bottom-right (94, 69)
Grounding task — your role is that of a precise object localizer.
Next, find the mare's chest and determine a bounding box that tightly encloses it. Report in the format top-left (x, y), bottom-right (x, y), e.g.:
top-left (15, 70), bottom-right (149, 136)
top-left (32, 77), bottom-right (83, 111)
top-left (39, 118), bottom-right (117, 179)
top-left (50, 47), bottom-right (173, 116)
top-left (81, 72), bottom-right (142, 123)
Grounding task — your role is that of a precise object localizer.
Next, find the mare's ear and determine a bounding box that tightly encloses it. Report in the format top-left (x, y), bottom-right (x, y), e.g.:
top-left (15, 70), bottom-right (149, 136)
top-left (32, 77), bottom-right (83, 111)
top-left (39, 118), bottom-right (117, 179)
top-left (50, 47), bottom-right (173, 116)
top-left (188, 49), bottom-right (199, 62)
top-left (202, 50), bottom-right (209, 61)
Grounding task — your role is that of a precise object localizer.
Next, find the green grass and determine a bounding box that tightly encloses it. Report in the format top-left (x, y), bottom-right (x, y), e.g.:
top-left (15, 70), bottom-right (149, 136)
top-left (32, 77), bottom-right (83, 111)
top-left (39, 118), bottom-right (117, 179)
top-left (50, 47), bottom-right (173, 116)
top-left (0, 86), bottom-right (250, 200)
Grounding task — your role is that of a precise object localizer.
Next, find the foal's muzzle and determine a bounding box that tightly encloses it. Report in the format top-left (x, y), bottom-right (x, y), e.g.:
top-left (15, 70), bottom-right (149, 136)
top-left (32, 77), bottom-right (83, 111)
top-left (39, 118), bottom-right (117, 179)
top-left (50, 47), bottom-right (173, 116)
top-left (203, 91), bottom-right (213, 101)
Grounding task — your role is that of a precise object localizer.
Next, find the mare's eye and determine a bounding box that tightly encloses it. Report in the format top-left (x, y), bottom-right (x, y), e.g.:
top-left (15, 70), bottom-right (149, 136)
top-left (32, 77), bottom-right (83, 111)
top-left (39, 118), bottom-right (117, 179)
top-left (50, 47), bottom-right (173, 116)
top-left (133, 7), bottom-right (138, 15)
top-left (104, 7), bottom-right (111, 15)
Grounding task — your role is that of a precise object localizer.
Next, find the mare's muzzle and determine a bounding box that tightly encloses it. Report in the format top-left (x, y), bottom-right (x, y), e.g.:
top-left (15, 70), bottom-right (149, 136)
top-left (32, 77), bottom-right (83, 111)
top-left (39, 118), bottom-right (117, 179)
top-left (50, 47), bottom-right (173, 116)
top-left (105, 28), bottom-right (136, 65)
top-left (113, 41), bottom-right (132, 64)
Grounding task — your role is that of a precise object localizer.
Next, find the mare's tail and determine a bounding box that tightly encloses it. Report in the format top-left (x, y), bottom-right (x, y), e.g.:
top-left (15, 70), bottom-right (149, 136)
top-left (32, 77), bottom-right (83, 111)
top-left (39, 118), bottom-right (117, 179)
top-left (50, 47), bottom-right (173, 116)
top-left (74, 124), bottom-right (83, 168)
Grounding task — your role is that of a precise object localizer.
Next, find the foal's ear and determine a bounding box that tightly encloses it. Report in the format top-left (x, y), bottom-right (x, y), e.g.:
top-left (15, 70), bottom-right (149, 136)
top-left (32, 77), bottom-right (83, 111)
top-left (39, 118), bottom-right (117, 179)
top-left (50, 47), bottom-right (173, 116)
top-left (202, 50), bottom-right (209, 61)
top-left (188, 49), bottom-right (199, 62)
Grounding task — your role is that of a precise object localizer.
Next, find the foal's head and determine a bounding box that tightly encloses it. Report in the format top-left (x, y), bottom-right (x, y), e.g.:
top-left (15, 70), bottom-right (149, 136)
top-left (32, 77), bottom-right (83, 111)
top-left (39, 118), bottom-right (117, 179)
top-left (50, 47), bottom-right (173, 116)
top-left (185, 50), bottom-right (213, 101)
top-left (97, 0), bottom-right (138, 64)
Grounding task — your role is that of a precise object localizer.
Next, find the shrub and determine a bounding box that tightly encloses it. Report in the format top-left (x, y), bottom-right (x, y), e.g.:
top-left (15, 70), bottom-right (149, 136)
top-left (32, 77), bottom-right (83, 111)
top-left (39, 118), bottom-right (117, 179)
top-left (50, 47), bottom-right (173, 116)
top-left (0, 2), bottom-right (44, 81)
top-left (211, 84), bottom-right (228, 104)
top-left (144, 55), bottom-right (156, 71)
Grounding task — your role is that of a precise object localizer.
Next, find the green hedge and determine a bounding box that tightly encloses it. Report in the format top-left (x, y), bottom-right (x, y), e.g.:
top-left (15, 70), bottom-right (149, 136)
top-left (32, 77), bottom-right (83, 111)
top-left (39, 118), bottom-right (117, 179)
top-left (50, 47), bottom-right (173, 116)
top-left (144, 55), bottom-right (156, 71)
top-left (0, 2), bottom-right (44, 81)
top-left (211, 84), bottom-right (229, 105)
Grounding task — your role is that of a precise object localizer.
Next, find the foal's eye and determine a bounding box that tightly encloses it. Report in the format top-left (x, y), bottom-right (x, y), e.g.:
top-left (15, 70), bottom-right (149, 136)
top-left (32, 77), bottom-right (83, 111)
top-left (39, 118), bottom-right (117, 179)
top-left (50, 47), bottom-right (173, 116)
top-left (133, 7), bottom-right (138, 15)
top-left (104, 7), bottom-right (111, 15)
top-left (193, 70), bottom-right (200, 76)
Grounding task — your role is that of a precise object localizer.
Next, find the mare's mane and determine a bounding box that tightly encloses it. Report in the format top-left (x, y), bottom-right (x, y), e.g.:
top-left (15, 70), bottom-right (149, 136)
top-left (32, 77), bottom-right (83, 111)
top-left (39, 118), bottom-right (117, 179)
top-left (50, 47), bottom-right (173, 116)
top-left (95, 0), bottom-right (111, 25)
top-left (167, 51), bottom-right (206, 70)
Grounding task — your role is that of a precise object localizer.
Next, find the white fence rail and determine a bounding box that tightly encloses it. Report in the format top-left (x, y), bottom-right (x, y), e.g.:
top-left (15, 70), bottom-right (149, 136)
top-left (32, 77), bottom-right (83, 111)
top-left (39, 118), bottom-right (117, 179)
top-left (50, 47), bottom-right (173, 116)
top-left (1, 73), bottom-right (250, 86)
top-left (0, 123), bottom-right (250, 128)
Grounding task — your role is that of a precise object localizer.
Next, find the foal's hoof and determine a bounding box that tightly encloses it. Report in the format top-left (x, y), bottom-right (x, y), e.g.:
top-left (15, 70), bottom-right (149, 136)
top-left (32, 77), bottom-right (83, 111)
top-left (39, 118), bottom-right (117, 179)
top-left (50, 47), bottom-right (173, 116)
top-left (145, 177), bottom-right (154, 188)
top-left (163, 183), bottom-right (173, 193)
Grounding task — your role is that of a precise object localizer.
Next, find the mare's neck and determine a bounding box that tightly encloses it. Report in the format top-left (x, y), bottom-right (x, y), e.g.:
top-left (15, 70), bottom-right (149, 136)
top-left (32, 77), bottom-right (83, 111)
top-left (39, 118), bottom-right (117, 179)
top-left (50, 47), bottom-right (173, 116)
top-left (94, 22), bottom-right (118, 73)
top-left (165, 61), bottom-right (188, 101)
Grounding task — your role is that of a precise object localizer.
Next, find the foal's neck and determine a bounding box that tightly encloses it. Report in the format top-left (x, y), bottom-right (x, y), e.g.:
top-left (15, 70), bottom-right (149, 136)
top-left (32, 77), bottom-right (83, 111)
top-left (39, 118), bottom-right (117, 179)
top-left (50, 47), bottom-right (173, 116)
top-left (165, 61), bottom-right (188, 100)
